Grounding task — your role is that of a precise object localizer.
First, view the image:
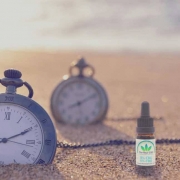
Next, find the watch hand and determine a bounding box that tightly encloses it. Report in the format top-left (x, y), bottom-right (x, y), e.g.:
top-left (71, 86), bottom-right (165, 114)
top-left (8, 140), bottom-right (33, 147)
top-left (0, 138), bottom-right (33, 147)
top-left (0, 127), bottom-right (32, 143)
top-left (80, 93), bottom-right (96, 104)
top-left (68, 101), bottom-right (81, 109)
top-left (6, 127), bottom-right (32, 140)
top-left (68, 93), bottom-right (96, 109)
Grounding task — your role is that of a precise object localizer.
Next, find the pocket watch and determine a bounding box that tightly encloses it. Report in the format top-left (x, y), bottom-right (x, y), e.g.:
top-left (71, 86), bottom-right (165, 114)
top-left (0, 69), bottom-right (56, 165)
top-left (51, 58), bottom-right (109, 124)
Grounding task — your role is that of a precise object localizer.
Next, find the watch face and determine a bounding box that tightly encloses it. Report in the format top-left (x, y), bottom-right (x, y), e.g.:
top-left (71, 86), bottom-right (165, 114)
top-left (0, 93), bottom-right (57, 165)
top-left (0, 103), bottom-right (43, 165)
top-left (51, 77), bottom-right (108, 124)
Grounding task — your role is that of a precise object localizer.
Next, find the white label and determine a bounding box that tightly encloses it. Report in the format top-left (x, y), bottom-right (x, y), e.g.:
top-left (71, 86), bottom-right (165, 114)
top-left (136, 139), bottom-right (156, 166)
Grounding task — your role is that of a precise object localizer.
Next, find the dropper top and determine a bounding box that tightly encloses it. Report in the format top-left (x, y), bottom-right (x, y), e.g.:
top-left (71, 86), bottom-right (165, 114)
top-left (141, 101), bottom-right (150, 117)
top-left (136, 101), bottom-right (154, 134)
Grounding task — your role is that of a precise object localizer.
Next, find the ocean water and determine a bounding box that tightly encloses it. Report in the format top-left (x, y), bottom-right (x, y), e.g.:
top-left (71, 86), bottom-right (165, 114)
top-left (0, 0), bottom-right (180, 52)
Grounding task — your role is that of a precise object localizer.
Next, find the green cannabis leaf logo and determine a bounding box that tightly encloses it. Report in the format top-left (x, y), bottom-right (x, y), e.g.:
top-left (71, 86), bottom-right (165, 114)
top-left (141, 144), bottom-right (152, 152)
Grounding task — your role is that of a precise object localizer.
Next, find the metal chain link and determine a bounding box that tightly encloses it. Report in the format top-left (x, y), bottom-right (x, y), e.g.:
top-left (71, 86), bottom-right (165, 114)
top-left (56, 116), bottom-right (169, 149)
top-left (105, 116), bottom-right (164, 121)
top-left (57, 139), bottom-right (180, 149)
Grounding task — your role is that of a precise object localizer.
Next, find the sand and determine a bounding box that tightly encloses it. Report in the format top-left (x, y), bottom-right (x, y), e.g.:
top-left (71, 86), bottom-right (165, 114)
top-left (0, 51), bottom-right (180, 179)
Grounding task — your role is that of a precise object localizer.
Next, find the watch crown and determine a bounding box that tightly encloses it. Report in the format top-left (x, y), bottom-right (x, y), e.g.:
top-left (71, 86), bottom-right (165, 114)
top-left (4, 69), bottom-right (22, 79)
top-left (74, 57), bottom-right (88, 69)
top-left (76, 57), bottom-right (87, 68)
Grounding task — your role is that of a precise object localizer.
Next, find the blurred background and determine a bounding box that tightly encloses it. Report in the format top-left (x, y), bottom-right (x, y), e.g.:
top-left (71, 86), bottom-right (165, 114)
top-left (0, 0), bottom-right (180, 52)
top-left (0, 0), bottom-right (180, 136)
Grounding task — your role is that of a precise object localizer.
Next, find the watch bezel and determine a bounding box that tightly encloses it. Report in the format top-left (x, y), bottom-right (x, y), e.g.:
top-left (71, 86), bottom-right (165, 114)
top-left (0, 93), bottom-right (57, 164)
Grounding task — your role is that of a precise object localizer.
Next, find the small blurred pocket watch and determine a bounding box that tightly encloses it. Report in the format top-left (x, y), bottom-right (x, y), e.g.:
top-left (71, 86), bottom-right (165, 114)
top-left (51, 58), bottom-right (109, 124)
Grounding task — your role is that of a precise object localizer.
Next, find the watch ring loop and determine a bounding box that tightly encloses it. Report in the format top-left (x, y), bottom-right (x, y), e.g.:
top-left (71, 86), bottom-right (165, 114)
top-left (23, 81), bottom-right (34, 98)
top-left (69, 65), bottom-right (95, 78)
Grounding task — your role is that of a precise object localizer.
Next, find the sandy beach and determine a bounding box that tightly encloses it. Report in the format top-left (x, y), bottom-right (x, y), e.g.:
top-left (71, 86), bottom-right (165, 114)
top-left (0, 50), bottom-right (180, 179)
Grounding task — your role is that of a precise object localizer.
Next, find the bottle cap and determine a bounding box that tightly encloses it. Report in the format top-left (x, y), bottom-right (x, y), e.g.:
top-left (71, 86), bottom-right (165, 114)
top-left (136, 101), bottom-right (154, 134)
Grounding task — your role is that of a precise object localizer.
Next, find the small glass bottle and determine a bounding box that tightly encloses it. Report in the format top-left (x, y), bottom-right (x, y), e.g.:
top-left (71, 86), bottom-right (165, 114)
top-left (136, 102), bottom-right (156, 166)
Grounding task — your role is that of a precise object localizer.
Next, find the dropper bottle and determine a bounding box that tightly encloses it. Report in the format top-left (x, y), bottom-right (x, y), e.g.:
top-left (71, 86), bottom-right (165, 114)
top-left (136, 101), bottom-right (156, 166)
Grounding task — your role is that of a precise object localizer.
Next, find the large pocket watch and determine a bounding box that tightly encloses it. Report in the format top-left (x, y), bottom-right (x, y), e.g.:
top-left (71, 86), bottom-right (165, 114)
top-left (51, 58), bottom-right (109, 124)
top-left (0, 69), bottom-right (56, 165)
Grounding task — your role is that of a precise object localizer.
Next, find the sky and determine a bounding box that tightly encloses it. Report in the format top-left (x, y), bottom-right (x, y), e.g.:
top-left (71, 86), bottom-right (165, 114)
top-left (0, 0), bottom-right (180, 52)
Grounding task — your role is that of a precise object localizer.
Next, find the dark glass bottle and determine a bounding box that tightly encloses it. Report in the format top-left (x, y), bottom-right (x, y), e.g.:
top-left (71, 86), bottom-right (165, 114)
top-left (136, 102), bottom-right (156, 167)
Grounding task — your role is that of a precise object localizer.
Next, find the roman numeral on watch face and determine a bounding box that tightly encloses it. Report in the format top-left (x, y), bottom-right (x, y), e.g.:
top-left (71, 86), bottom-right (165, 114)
top-left (37, 159), bottom-right (45, 164)
top-left (45, 140), bottom-right (51, 145)
top-left (26, 140), bottom-right (35, 144)
top-left (4, 112), bottom-right (11, 120)
top-left (21, 150), bottom-right (31, 159)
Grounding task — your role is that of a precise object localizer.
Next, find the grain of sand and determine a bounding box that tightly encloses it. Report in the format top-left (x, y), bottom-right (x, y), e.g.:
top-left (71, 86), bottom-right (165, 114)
top-left (0, 51), bottom-right (180, 180)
